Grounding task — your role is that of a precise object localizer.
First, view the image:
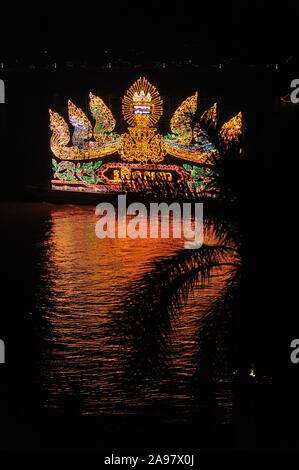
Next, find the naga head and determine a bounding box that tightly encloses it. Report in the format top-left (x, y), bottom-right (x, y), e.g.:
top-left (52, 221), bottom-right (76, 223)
top-left (68, 100), bottom-right (92, 144)
top-left (89, 92), bottom-right (116, 142)
top-left (49, 109), bottom-right (70, 146)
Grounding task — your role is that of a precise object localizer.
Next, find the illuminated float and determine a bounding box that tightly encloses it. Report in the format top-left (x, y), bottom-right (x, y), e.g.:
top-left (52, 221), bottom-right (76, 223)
top-left (49, 77), bottom-right (242, 194)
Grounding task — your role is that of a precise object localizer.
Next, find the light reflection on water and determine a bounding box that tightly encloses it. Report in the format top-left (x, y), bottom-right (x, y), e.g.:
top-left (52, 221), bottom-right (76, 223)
top-left (33, 205), bottom-right (232, 419)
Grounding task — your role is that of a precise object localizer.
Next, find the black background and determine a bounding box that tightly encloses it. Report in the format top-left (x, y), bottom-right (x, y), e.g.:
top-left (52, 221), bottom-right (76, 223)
top-left (0, 0), bottom-right (298, 451)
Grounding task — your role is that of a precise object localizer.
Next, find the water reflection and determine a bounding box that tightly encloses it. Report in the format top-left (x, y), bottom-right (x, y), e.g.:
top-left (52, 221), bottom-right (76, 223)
top-left (31, 204), bottom-right (233, 421)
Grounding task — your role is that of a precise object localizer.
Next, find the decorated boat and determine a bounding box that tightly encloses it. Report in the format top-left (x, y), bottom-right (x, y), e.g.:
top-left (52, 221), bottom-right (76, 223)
top-left (49, 77), bottom-right (243, 196)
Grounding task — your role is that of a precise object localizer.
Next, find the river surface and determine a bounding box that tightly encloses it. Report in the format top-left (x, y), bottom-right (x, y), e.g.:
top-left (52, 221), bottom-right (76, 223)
top-left (1, 202), bottom-right (232, 425)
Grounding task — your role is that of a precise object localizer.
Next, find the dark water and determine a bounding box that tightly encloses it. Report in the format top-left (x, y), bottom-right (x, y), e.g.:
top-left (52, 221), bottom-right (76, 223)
top-left (1, 202), bottom-right (232, 427)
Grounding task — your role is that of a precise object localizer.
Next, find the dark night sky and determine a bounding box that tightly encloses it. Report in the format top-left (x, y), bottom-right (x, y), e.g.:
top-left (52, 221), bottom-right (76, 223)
top-left (0, 2), bottom-right (297, 63)
top-left (0, 0), bottom-right (292, 197)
